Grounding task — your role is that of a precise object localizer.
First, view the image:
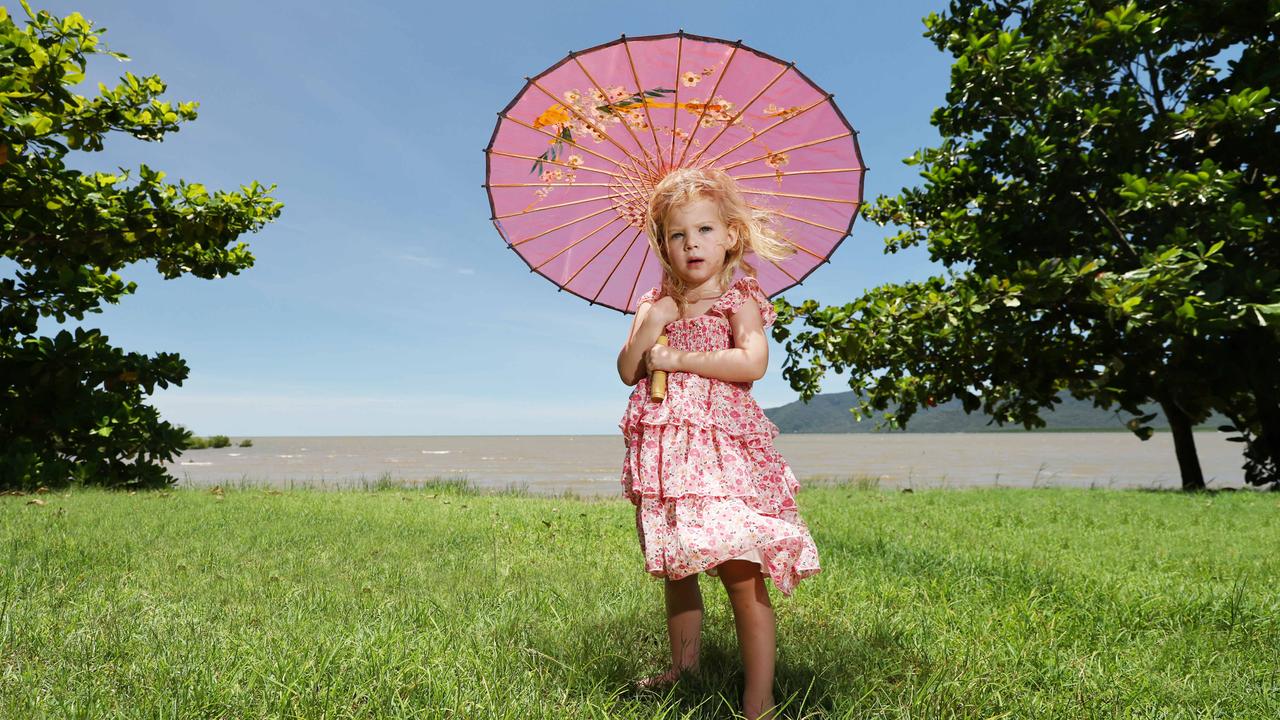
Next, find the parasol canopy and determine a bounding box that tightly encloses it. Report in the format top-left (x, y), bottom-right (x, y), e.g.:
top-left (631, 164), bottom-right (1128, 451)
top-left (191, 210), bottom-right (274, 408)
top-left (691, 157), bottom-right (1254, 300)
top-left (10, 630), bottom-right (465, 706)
top-left (484, 30), bottom-right (866, 314)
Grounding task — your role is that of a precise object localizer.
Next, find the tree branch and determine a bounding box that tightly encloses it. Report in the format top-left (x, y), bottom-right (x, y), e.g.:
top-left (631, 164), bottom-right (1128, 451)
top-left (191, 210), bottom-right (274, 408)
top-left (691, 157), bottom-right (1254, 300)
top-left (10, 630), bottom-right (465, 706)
top-left (1143, 49), bottom-right (1166, 115)
top-left (1073, 190), bottom-right (1143, 265)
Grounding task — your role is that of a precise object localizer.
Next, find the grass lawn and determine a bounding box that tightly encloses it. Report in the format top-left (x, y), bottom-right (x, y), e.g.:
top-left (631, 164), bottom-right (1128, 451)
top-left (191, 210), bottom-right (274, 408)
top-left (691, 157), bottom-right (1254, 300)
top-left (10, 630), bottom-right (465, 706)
top-left (2, 479), bottom-right (1277, 718)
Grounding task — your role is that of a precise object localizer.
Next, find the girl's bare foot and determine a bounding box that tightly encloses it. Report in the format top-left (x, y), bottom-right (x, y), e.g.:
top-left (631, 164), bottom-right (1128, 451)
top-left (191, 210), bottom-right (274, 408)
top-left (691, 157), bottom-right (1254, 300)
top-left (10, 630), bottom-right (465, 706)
top-left (744, 693), bottom-right (778, 720)
top-left (633, 665), bottom-right (698, 692)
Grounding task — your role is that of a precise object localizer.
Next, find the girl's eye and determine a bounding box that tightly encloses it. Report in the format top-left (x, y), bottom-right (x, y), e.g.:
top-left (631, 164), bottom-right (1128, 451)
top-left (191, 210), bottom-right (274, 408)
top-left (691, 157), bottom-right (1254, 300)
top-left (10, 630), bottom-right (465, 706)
top-left (669, 227), bottom-right (711, 241)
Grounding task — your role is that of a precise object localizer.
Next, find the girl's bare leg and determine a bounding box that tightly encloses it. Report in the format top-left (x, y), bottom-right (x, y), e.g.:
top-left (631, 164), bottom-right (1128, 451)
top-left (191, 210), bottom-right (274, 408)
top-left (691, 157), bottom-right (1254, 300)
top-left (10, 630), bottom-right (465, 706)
top-left (717, 559), bottom-right (778, 720)
top-left (636, 572), bottom-right (703, 688)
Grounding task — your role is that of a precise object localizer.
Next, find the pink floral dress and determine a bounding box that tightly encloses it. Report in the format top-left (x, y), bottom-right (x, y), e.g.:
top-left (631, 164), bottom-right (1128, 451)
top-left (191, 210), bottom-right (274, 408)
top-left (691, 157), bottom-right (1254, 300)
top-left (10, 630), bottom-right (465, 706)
top-left (619, 275), bottom-right (822, 597)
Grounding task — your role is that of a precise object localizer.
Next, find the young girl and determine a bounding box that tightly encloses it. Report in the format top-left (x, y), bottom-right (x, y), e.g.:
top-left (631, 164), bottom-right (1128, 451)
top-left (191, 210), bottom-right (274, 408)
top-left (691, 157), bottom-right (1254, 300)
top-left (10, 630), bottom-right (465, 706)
top-left (616, 167), bottom-right (822, 720)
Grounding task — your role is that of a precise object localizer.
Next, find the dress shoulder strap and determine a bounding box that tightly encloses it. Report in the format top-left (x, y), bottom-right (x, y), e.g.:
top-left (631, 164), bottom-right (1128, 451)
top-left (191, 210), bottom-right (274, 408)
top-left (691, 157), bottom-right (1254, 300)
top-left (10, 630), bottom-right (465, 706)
top-left (636, 286), bottom-right (663, 307)
top-left (716, 276), bottom-right (777, 327)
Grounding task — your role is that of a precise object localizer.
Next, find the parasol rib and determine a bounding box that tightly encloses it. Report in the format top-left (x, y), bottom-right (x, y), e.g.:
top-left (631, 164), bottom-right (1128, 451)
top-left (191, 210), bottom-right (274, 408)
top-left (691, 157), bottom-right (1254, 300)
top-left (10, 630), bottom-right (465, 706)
top-left (494, 192), bottom-right (629, 220)
top-left (737, 188), bottom-right (861, 205)
top-left (501, 113), bottom-right (631, 172)
top-left (526, 77), bottom-right (644, 167)
top-left (533, 215), bottom-right (626, 271)
top-left (488, 182), bottom-right (612, 188)
top-left (621, 36), bottom-right (666, 174)
top-left (511, 203), bottom-right (618, 247)
top-left (751, 250), bottom-right (801, 284)
top-left (719, 131), bottom-right (854, 171)
top-left (626, 242), bottom-right (655, 313)
top-left (489, 149), bottom-right (624, 180)
top-left (563, 219), bottom-right (637, 287)
top-left (773, 233), bottom-right (828, 263)
top-left (684, 63), bottom-right (793, 169)
top-left (571, 54), bottom-right (659, 176)
top-left (697, 93), bottom-right (832, 169)
top-left (732, 167), bottom-right (862, 181)
top-left (592, 226), bottom-right (648, 304)
top-left (675, 43), bottom-right (742, 169)
top-left (609, 162), bottom-right (659, 217)
top-left (669, 33), bottom-right (683, 170)
top-left (748, 203), bottom-right (846, 234)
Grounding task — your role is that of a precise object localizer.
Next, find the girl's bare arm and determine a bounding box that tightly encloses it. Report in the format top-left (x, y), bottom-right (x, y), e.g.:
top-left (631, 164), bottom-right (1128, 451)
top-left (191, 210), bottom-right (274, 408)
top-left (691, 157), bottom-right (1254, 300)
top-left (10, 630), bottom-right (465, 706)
top-left (672, 298), bottom-right (768, 383)
top-left (617, 301), bottom-right (666, 386)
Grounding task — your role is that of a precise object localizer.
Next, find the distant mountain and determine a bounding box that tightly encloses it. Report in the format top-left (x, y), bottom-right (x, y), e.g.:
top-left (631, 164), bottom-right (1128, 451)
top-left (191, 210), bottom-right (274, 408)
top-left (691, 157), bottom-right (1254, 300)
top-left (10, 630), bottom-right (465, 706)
top-left (762, 390), bottom-right (1232, 433)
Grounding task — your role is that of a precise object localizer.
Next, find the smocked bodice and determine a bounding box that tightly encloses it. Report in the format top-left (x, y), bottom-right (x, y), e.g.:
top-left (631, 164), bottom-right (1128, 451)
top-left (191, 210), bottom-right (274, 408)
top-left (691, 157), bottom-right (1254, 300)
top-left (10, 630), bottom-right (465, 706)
top-left (619, 275), bottom-right (781, 445)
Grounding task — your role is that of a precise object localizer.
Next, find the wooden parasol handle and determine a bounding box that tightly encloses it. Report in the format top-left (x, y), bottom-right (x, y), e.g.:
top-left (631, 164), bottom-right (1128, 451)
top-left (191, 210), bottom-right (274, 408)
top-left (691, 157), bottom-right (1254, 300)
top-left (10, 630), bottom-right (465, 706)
top-left (649, 334), bottom-right (669, 402)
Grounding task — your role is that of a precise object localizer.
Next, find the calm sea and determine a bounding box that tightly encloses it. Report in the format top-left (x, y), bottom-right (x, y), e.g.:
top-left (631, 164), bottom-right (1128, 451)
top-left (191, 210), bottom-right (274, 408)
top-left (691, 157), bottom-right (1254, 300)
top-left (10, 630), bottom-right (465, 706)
top-left (165, 432), bottom-right (1250, 495)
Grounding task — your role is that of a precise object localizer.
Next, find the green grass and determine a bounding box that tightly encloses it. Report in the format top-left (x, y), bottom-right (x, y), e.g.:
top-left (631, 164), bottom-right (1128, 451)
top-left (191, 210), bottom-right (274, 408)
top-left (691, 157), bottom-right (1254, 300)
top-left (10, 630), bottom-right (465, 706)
top-left (2, 478), bottom-right (1277, 718)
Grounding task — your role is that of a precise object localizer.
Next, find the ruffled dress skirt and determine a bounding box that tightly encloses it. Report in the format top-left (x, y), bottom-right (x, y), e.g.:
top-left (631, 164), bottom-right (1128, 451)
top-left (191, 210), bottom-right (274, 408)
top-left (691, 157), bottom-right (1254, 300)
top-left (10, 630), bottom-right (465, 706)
top-left (619, 371), bottom-right (822, 597)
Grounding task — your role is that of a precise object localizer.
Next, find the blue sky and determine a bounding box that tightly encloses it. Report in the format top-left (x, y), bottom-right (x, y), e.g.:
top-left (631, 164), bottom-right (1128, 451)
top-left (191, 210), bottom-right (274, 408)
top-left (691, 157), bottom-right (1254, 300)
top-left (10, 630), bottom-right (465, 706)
top-left (27, 0), bottom-right (955, 436)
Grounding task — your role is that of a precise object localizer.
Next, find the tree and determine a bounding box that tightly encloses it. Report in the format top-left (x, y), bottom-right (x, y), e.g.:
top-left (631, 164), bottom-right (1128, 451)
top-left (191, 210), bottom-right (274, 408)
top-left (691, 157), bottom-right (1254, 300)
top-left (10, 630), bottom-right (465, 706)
top-left (0, 4), bottom-right (283, 490)
top-left (773, 0), bottom-right (1279, 490)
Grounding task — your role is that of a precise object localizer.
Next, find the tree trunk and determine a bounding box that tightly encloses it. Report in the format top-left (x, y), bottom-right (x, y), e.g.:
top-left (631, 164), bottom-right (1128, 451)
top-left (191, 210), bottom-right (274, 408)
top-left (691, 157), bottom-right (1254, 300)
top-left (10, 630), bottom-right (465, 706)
top-left (1159, 396), bottom-right (1206, 491)
top-left (1254, 397), bottom-right (1280, 486)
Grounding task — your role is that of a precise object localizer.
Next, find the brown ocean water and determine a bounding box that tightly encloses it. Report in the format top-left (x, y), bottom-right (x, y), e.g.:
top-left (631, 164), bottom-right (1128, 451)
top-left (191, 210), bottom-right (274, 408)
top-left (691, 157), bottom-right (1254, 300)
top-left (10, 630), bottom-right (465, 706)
top-left (165, 431), bottom-right (1250, 495)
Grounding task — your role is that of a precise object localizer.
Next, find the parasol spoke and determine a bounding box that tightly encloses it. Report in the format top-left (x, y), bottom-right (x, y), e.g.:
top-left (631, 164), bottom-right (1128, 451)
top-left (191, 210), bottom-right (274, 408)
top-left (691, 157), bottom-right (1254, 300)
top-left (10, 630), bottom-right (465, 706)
top-left (511, 202), bottom-right (619, 247)
top-left (487, 181), bottom-right (612, 188)
top-left (732, 167), bottom-right (863, 181)
top-left (500, 112), bottom-right (632, 172)
top-left (621, 35), bottom-right (666, 174)
top-left (526, 77), bottom-right (646, 169)
top-left (494, 191), bottom-right (629, 220)
top-left (697, 93), bottom-right (833, 168)
top-left (562, 219), bottom-right (636, 287)
top-left (532, 215), bottom-right (626, 271)
top-left (571, 55), bottom-right (660, 177)
top-left (489, 149), bottom-right (624, 180)
top-left (777, 234), bottom-right (831, 263)
top-left (737, 187), bottom-right (862, 205)
top-left (669, 33), bottom-right (683, 170)
top-left (718, 131), bottom-right (855, 172)
top-left (608, 161), bottom-right (658, 218)
top-left (760, 253), bottom-right (801, 284)
top-left (675, 42), bottom-right (742, 169)
top-left (684, 62), bottom-right (794, 169)
top-left (592, 226), bottom-right (648, 303)
top-left (627, 242), bottom-right (654, 312)
top-left (748, 202), bottom-right (847, 235)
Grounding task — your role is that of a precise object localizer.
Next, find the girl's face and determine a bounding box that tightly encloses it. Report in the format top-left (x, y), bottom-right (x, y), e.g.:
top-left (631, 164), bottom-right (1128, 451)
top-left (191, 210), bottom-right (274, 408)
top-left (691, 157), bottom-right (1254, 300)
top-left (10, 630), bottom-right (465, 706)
top-left (663, 196), bottom-right (738, 289)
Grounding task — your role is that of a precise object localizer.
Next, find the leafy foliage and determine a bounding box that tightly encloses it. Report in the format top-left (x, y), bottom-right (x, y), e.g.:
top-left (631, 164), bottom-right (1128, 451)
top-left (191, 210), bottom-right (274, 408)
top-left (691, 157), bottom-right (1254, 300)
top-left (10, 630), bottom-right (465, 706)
top-left (0, 4), bottom-right (283, 489)
top-left (773, 1), bottom-right (1279, 488)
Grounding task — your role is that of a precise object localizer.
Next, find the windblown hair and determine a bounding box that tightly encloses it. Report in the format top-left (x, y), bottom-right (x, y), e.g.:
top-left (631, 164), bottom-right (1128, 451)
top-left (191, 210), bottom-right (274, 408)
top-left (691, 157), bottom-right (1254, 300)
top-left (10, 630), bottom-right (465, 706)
top-left (644, 166), bottom-right (796, 316)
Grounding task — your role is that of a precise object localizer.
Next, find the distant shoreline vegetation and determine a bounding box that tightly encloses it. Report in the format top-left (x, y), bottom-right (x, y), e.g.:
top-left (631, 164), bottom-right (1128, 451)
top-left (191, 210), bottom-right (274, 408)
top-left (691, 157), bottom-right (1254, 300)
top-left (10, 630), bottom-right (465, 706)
top-left (764, 391), bottom-right (1233, 435)
top-left (183, 435), bottom-right (253, 450)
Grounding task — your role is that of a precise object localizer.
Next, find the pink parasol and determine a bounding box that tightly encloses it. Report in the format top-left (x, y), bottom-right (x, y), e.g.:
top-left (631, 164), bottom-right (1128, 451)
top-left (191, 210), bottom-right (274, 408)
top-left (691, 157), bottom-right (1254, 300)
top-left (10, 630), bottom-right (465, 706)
top-left (484, 30), bottom-right (866, 314)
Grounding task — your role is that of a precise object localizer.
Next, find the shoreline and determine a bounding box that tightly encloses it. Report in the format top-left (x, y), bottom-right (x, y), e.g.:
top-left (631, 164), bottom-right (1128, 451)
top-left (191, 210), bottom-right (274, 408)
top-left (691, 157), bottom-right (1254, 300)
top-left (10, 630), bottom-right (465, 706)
top-left (159, 433), bottom-right (1253, 494)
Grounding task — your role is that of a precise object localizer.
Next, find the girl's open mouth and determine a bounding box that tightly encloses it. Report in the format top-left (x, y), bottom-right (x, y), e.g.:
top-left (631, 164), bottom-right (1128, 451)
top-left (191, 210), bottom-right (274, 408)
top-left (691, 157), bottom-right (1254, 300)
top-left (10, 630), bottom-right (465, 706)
top-left (688, 259), bottom-right (703, 266)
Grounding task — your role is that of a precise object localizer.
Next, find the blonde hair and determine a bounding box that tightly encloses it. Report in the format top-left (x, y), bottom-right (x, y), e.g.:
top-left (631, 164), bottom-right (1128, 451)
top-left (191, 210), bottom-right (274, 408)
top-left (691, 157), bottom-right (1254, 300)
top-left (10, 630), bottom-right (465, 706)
top-left (644, 166), bottom-right (796, 315)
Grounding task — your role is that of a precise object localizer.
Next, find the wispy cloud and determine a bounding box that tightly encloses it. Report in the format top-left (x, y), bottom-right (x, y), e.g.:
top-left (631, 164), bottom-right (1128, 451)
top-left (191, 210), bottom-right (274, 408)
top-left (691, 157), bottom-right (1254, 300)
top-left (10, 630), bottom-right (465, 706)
top-left (398, 253), bottom-right (443, 267)
top-left (396, 253), bottom-right (477, 276)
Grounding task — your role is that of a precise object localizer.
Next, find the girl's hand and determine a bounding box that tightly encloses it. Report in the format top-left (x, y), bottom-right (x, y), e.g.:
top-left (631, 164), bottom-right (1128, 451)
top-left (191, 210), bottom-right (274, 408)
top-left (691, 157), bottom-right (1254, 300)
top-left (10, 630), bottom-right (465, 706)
top-left (643, 343), bottom-right (682, 374)
top-left (645, 296), bottom-right (680, 329)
